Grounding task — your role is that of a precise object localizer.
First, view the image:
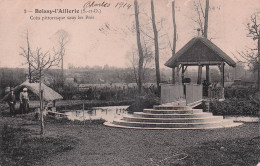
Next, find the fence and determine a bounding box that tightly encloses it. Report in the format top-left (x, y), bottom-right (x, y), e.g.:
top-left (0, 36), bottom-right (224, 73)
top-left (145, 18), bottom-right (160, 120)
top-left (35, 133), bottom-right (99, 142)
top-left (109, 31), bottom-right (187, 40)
top-left (186, 84), bottom-right (203, 105)
top-left (160, 84), bottom-right (184, 104)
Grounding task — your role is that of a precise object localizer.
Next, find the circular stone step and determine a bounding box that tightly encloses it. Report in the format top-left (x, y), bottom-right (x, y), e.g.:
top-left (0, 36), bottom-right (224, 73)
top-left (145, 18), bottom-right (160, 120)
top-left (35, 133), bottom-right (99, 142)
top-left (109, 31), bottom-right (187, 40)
top-left (111, 119), bottom-right (239, 129)
top-left (122, 116), bottom-right (223, 123)
top-left (104, 121), bottom-right (243, 130)
top-left (103, 104), bottom-right (243, 130)
top-left (133, 112), bottom-right (213, 118)
top-left (153, 105), bottom-right (191, 110)
top-left (143, 109), bottom-right (203, 114)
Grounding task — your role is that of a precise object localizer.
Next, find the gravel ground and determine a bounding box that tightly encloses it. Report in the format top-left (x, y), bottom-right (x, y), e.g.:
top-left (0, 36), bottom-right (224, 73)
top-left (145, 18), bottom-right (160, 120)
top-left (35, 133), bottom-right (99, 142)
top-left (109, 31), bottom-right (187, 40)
top-left (0, 115), bottom-right (259, 166)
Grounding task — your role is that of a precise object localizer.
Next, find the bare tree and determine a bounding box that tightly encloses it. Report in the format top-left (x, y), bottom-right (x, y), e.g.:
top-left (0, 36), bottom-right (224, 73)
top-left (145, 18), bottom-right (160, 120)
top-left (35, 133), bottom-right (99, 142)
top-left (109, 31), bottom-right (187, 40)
top-left (20, 30), bottom-right (34, 83)
top-left (54, 29), bottom-right (70, 88)
top-left (236, 12), bottom-right (260, 90)
top-left (192, 0), bottom-right (210, 84)
top-left (192, 0), bottom-right (209, 38)
top-left (204, 0), bottom-right (209, 38)
top-left (22, 46), bottom-right (61, 135)
top-left (151, 0), bottom-right (161, 93)
top-left (127, 40), bottom-right (153, 84)
top-left (134, 0), bottom-right (144, 95)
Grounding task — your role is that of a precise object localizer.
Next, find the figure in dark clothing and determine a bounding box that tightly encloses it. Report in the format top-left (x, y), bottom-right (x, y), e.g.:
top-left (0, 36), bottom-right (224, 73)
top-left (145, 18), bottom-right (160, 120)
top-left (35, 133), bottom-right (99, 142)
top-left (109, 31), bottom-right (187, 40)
top-left (6, 88), bottom-right (16, 115)
top-left (203, 80), bottom-right (211, 97)
top-left (87, 87), bottom-right (93, 100)
top-left (20, 88), bottom-right (30, 114)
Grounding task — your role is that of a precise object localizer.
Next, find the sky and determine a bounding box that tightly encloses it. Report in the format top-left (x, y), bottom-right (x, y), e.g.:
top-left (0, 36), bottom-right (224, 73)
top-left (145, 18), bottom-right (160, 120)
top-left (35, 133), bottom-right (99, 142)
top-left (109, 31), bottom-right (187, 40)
top-left (0, 0), bottom-right (259, 69)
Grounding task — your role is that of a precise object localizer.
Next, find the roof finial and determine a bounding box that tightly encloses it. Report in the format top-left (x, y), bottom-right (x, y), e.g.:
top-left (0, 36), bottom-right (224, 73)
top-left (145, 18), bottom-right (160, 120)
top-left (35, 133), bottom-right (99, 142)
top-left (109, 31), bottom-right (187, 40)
top-left (197, 28), bottom-right (201, 37)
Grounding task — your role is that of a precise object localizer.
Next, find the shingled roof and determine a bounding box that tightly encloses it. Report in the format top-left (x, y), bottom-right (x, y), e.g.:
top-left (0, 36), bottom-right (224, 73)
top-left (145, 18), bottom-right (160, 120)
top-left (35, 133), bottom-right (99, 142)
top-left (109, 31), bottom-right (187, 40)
top-left (165, 37), bottom-right (236, 68)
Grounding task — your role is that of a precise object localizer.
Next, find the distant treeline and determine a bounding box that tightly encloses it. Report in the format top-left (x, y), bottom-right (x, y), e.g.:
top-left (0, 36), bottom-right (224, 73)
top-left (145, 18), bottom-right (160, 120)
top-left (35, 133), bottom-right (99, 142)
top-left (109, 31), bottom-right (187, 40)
top-left (0, 64), bottom-right (256, 99)
top-left (0, 68), bottom-right (27, 98)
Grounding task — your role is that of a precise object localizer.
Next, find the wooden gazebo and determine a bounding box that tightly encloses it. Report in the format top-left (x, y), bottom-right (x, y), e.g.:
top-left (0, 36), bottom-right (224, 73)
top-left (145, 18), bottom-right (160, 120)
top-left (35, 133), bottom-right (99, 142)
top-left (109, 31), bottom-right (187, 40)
top-left (165, 37), bottom-right (236, 88)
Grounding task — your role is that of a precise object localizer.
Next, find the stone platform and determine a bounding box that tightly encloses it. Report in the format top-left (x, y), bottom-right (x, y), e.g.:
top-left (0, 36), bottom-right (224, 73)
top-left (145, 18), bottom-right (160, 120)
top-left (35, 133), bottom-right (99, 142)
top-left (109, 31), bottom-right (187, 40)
top-left (104, 105), bottom-right (242, 130)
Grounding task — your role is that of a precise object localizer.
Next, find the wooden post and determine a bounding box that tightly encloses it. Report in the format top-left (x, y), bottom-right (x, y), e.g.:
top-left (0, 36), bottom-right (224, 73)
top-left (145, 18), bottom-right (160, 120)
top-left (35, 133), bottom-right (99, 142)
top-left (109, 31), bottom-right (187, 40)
top-left (176, 66), bottom-right (181, 84)
top-left (221, 62), bottom-right (225, 88)
top-left (220, 62), bottom-right (224, 88)
top-left (219, 62), bottom-right (225, 99)
top-left (181, 65), bottom-right (185, 84)
top-left (197, 65), bottom-right (202, 84)
top-left (172, 67), bottom-right (175, 84)
top-left (206, 65), bottom-right (209, 83)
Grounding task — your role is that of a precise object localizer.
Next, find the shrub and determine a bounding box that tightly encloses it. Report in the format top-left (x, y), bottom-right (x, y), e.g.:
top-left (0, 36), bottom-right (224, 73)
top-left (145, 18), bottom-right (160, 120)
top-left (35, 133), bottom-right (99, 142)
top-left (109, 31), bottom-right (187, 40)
top-left (47, 116), bottom-right (106, 125)
top-left (224, 87), bottom-right (258, 99)
top-left (127, 93), bottom-right (160, 113)
top-left (210, 98), bottom-right (259, 116)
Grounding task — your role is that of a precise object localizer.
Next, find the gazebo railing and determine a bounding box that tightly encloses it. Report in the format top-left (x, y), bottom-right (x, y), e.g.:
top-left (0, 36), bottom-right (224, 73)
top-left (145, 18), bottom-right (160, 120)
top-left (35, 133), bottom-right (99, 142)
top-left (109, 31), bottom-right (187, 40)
top-left (185, 84), bottom-right (203, 105)
top-left (160, 83), bottom-right (203, 105)
top-left (160, 84), bottom-right (185, 104)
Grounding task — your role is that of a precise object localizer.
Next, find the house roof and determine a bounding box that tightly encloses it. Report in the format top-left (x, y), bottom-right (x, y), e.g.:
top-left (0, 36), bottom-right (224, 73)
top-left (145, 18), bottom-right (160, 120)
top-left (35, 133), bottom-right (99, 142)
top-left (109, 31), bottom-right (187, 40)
top-left (3, 81), bottom-right (63, 102)
top-left (165, 37), bottom-right (236, 68)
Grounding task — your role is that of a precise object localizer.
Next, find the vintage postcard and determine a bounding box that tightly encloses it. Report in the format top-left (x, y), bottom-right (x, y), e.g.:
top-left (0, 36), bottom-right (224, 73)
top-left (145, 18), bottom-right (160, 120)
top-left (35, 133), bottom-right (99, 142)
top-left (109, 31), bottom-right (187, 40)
top-left (0, 0), bottom-right (259, 165)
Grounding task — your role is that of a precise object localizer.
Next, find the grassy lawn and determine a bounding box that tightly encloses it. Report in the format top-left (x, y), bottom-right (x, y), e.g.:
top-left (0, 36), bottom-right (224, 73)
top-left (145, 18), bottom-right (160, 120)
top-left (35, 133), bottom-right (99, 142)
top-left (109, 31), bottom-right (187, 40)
top-left (184, 135), bottom-right (260, 166)
top-left (0, 124), bottom-right (77, 166)
top-left (0, 113), bottom-right (259, 166)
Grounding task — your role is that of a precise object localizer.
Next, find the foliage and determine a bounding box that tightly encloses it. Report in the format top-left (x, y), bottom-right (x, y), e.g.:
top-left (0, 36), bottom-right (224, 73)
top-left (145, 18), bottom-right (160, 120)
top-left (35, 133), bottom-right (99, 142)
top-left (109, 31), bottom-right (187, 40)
top-left (48, 117), bottom-right (106, 125)
top-left (0, 124), bottom-right (76, 166)
top-left (224, 87), bottom-right (258, 99)
top-left (127, 92), bottom-right (160, 112)
top-left (0, 68), bottom-right (26, 98)
top-left (210, 98), bottom-right (259, 116)
top-left (56, 100), bottom-right (134, 111)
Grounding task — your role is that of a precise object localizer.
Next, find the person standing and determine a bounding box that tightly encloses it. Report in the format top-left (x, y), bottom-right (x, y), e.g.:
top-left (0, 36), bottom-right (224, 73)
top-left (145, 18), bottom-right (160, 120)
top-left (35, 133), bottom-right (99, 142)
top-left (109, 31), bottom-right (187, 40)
top-left (6, 88), bottom-right (16, 115)
top-left (20, 88), bottom-right (30, 114)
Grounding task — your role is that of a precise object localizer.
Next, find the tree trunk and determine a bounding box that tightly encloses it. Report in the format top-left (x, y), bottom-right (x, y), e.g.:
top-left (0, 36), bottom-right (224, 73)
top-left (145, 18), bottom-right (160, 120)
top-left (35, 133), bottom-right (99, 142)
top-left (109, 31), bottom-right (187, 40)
top-left (151, 0), bottom-right (161, 94)
top-left (172, 1), bottom-right (177, 84)
top-left (257, 36), bottom-right (260, 91)
top-left (61, 54), bottom-right (64, 88)
top-left (38, 53), bottom-right (44, 135)
top-left (134, 0), bottom-right (144, 95)
top-left (40, 87), bottom-right (44, 135)
top-left (204, 0), bottom-right (209, 38)
top-left (26, 31), bottom-right (32, 83)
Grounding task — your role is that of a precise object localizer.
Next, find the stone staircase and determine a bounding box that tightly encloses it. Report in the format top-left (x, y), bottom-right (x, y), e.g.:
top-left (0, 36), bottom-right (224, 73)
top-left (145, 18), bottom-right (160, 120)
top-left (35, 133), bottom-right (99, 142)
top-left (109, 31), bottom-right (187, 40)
top-left (104, 105), bottom-right (242, 129)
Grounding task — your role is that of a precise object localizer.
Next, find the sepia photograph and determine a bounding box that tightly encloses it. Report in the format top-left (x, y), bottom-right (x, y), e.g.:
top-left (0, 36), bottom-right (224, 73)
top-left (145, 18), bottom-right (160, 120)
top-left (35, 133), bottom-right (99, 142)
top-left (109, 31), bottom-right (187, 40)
top-left (0, 0), bottom-right (259, 165)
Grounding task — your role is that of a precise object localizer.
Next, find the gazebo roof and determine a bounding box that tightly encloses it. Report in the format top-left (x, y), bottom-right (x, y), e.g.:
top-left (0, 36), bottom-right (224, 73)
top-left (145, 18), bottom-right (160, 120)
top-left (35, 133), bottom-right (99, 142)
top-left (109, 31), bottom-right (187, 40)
top-left (165, 37), bottom-right (236, 68)
top-left (3, 81), bottom-right (63, 102)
